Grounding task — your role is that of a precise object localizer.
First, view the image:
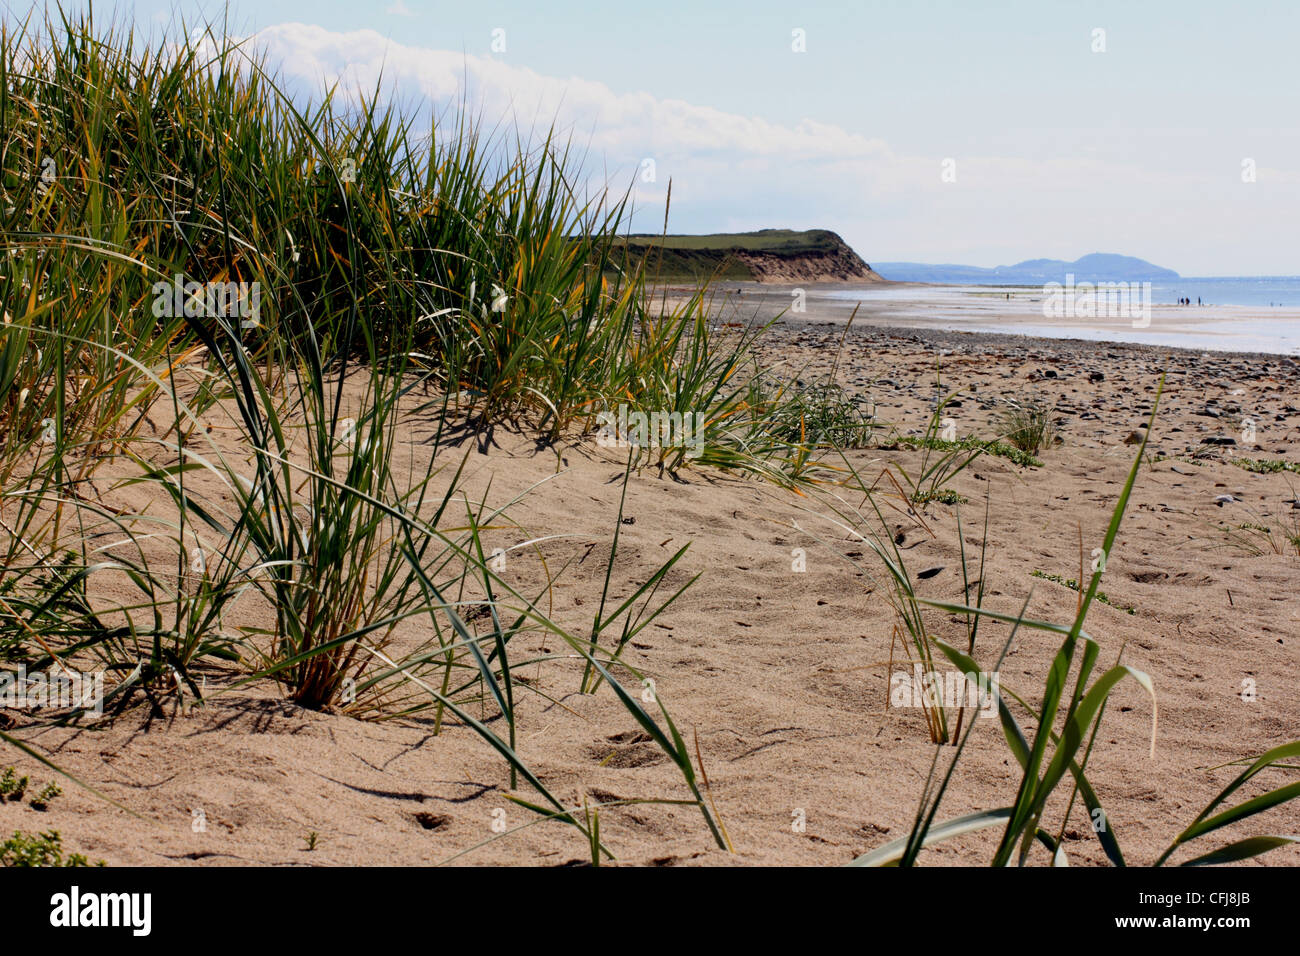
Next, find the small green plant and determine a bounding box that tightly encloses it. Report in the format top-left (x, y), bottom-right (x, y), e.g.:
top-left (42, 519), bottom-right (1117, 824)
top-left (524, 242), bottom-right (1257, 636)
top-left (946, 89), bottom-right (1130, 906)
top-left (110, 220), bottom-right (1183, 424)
top-left (1, 830), bottom-right (102, 867)
top-left (1000, 395), bottom-right (1058, 455)
top-left (1030, 570), bottom-right (1137, 614)
top-left (1232, 458), bottom-right (1300, 475)
top-left (30, 782), bottom-right (62, 811)
top-left (892, 435), bottom-right (1043, 468)
top-left (912, 489), bottom-right (964, 506)
top-left (304, 831), bottom-right (318, 852)
top-left (0, 766), bottom-right (28, 801)
top-left (1213, 485), bottom-right (1300, 557)
top-left (1, 769), bottom-right (67, 809)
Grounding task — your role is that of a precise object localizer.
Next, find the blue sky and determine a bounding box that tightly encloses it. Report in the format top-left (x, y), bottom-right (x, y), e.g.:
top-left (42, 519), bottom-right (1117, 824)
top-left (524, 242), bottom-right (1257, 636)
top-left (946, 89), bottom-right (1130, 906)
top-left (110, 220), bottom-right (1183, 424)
top-left (11, 1), bottom-right (1300, 274)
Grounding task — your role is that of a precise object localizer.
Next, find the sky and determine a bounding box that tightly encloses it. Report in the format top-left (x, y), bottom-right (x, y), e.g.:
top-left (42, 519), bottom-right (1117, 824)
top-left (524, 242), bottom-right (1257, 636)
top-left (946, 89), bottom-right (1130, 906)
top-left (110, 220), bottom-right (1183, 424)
top-left (7, 0), bottom-right (1300, 275)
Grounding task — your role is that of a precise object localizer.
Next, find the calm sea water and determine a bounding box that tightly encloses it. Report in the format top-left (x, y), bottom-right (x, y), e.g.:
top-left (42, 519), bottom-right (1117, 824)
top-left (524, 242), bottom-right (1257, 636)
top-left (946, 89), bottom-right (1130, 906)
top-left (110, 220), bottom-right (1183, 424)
top-left (1147, 276), bottom-right (1300, 307)
top-left (909, 275), bottom-right (1300, 308)
top-left (820, 277), bottom-right (1300, 355)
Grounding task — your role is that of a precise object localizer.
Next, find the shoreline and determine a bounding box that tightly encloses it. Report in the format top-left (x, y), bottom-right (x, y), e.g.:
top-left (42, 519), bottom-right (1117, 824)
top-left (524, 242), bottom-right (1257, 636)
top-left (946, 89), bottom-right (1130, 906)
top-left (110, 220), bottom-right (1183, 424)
top-left (773, 318), bottom-right (1300, 367)
top-left (661, 281), bottom-right (1300, 358)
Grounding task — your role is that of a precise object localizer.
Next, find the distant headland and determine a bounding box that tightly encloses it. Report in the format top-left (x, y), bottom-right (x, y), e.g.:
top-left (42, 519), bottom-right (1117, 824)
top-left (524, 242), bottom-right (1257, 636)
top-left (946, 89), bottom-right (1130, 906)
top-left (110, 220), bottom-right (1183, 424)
top-left (617, 229), bottom-right (884, 283)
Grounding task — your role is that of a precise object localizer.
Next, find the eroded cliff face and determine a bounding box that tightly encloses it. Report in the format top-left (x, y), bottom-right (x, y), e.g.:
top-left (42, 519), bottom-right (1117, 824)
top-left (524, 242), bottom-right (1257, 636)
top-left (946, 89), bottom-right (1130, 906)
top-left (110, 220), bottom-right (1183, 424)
top-left (733, 234), bottom-right (884, 283)
top-left (620, 230), bottom-right (887, 283)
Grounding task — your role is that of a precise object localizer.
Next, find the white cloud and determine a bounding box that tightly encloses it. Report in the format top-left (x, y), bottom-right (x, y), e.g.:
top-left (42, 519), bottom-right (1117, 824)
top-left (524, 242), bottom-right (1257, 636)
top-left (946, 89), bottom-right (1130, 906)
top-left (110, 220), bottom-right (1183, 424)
top-left (385, 1), bottom-right (414, 17)
top-left (240, 23), bottom-right (1297, 273)
top-left (253, 24), bottom-right (889, 162)
top-left (248, 23), bottom-right (916, 240)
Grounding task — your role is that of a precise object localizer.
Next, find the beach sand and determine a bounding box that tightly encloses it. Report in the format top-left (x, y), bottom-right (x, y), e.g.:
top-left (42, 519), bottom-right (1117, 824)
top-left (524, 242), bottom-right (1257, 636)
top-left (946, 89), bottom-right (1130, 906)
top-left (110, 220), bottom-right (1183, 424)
top-left (3, 313), bottom-right (1299, 867)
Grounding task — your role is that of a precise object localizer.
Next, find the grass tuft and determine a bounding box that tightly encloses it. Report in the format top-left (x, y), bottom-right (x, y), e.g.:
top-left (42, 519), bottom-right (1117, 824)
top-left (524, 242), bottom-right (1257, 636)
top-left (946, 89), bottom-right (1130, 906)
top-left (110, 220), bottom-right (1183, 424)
top-left (999, 395), bottom-right (1058, 456)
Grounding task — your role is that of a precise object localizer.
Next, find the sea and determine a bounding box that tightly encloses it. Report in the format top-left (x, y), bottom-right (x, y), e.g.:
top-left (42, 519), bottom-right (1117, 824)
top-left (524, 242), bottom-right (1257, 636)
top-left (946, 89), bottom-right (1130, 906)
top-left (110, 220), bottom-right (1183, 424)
top-left (821, 276), bottom-right (1300, 356)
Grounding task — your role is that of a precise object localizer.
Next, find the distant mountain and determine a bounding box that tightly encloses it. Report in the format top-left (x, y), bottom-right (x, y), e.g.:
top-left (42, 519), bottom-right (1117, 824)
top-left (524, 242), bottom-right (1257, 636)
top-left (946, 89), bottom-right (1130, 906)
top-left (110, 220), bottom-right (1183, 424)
top-left (874, 253), bottom-right (1180, 284)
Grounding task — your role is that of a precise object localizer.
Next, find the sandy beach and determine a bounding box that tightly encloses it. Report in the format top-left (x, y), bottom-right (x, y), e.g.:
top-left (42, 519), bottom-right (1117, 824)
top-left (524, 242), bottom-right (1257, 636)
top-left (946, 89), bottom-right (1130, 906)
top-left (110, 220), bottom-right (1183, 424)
top-left (4, 316), bottom-right (1298, 867)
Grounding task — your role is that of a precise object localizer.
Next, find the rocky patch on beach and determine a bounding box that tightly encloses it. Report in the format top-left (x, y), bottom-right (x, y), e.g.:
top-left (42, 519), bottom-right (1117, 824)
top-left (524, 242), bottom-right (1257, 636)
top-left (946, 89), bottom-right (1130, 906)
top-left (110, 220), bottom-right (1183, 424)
top-left (753, 322), bottom-right (1300, 467)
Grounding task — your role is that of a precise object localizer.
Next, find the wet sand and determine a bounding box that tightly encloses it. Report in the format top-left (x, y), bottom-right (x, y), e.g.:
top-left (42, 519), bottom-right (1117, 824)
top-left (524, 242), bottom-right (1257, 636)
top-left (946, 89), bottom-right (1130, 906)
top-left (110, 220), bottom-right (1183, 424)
top-left (679, 282), bottom-right (1300, 356)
